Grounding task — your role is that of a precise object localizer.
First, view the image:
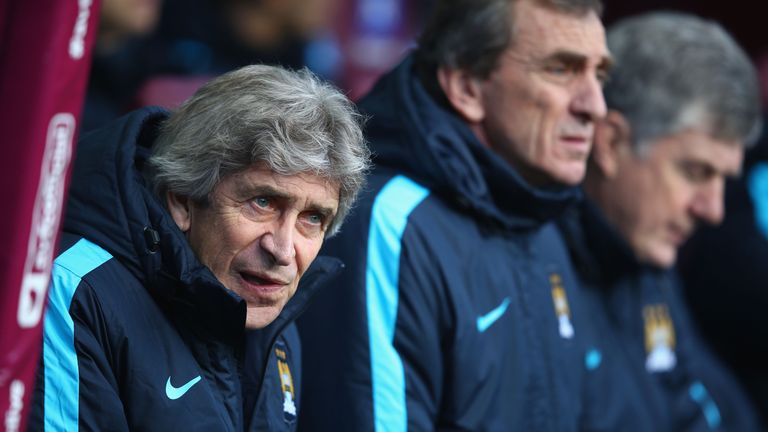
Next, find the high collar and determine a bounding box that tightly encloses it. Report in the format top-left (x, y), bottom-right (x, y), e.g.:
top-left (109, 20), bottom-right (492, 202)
top-left (358, 54), bottom-right (581, 231)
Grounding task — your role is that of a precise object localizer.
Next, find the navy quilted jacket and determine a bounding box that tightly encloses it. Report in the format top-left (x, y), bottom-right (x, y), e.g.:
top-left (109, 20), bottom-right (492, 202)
top-left (28, 108), bottom-right (341, 431)
top-left (558, 199), bottom-right (762, 431)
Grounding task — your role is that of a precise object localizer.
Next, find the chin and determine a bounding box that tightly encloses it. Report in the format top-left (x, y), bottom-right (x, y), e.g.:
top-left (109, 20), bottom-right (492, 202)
top-left (548, 155), bottom-right (588, 183)
top-left (642, 247), bottom-right (678, 270)
top-left (551, 168), bottom-right (587, 186)
top-left (244, 307), bottom-right (282, 329)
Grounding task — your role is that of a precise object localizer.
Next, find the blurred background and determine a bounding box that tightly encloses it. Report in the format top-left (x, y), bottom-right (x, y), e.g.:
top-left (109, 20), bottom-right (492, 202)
top-left (84, 0), bottom-right (768, 127)
top-left (82, 0), bottom-right (435, 133)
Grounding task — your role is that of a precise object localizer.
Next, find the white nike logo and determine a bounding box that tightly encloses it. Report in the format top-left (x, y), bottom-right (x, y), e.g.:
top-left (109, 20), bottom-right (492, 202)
top-left (165, 375), bottom-right (201, 400)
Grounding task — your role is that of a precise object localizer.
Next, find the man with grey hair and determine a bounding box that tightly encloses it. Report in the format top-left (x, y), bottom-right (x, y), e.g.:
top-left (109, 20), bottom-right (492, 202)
top-left (28, 64), bottom-right (369, 431)
top-left (298, 0), bottom-right (612, 430)
top-left (558, 11), bottom-right (763, 430)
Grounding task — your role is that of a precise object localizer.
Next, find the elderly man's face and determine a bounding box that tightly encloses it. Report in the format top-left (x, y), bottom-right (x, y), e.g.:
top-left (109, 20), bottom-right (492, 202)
top-left (601, 129), bottom-right (743, 268)
top-left (477, 0), bottom-right (610, 186)
top-left (167, 164), bottom-right (339, 329)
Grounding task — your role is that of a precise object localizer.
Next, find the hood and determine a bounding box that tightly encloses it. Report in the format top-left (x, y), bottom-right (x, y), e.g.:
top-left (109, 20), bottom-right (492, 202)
top-left (358, 54), bottom-right (581, 230)
top-left (65, 107), bottom-right (172, 281)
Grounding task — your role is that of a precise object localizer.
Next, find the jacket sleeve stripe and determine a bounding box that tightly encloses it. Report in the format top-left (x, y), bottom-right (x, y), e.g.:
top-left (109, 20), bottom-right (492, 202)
top-left (43, 238), bottom-right (112, 431)
top-left (366, 175), bottom-right (429, 432)
top-left (747, 162), bottom-right (768, 238)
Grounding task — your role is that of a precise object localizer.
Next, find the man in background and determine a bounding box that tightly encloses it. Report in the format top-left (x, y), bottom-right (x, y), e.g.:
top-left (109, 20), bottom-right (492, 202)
top-left (297, 0), bottom-right (611, 429)
top-left (559, 11), bottom-right (763, 430)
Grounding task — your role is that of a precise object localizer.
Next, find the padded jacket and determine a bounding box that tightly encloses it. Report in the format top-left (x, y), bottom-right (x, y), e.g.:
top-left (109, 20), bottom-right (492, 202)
top-left (558, 199), bottom-right (762, 431)
top-left (297, 56), bottom-right (610, 431)
top-left (28, 108), bottom-right (341, 431)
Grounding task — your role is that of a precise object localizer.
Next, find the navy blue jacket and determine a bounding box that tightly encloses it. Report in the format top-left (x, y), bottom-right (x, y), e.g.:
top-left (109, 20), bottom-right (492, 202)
top-left (28, 108), bottom-right (341, 431)
top-left (297, 56), bottom-right (610, 431)
top-left (680, 148), bottom-right (768, 426)
top-left (558, 199), bottom-right (762, 431)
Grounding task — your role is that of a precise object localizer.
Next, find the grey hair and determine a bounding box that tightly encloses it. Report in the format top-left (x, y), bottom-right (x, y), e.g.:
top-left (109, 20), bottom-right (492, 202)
top-left (605, 12), bottom-right (762, 151)
top-left (415, 0), bottom-right (603, 79)
top-left (148, 64), bottom-right (370, 236)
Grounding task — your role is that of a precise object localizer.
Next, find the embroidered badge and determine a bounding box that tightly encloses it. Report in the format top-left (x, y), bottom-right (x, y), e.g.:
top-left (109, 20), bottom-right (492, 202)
top-left (275, 345), bottom-right (297, 422)
top-left (643, 304), bottom-right (677, 372)
top-left (550, 273), bottom-right (574, 339)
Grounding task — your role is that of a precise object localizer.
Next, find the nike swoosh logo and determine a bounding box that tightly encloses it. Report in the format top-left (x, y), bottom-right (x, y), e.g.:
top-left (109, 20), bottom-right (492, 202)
top-left (477, 297), bottom-right (511, 332)
top-left (165, 375), bottom-right (202, 400)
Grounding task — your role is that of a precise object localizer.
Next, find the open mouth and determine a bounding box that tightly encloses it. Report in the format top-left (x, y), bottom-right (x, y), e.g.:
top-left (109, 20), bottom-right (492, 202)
top-left (241, 272), bottom-right (271, 285)
top-left (238, 271), bottom-right (291, 295)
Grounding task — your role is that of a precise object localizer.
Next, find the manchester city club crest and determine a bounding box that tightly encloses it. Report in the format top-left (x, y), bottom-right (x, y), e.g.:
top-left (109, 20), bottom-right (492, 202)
top-left (275, 345), bottom-right (297, 423)
top-left (549, 273), bottom-right (574, 339)
top-left (643, 304), bottom-right (677, 373)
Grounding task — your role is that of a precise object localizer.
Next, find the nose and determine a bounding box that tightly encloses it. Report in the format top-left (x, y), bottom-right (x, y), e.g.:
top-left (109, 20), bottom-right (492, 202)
top-left (571, 75), bottom-right (607, 123)
top-left (260, 219), bottom-right (295, 266)
top-left (690, 179), bottom-right (725, 225)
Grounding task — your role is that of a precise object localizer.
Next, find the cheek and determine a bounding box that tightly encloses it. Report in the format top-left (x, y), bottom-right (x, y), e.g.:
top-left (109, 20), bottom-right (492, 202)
top-left (613, 172), bottom-right (657, 235)
top-left (634, 179), bottom-right (665, 226)
top-left (637, 202), bottom-right (665, 237)
top-left (295, 238), bottom-right (325, 275)
top-left (655, 169), bottom-right (690, 218)
top-left (532, 93), bottom-right (567, 154)
top-left (207, 224), bottom-right (259, 271)
top-left (632, 187), bottom-right (682, 247)
top-left (669, 180), bottom-right (696, 213)
top-left (496, 82), bottom-right (545, 133)
top-left (204, 236), bottom-right (239, 270)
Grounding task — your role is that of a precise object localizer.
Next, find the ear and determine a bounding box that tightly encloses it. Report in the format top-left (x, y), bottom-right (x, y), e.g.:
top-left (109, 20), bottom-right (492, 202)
top-left (166, 191), bottom-right (191, 232)
top-left (437, 66), bottom-right (485, 123)
top-left (591, 110), bottom-right (632, 179)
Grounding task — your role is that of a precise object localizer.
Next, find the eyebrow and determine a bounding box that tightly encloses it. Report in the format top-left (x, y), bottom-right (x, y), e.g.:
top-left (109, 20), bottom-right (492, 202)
top-left (236, 183), bottom-right (288, 200)
top-left (305, 203), bottom-right (337, 221)
top-left (241, 184), bottom-right (338, 218)
top-left (682, 157), bottom-right (741, 179)
top-left (544, 50), bottom-right (613, 71)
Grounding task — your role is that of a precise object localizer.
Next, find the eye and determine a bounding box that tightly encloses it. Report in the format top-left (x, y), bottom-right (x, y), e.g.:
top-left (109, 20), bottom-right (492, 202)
top-left (678, 161), bottom-right (715, 183)
top-left (297, 213), bottom-right (327, 237)
top-left (253, 197), bottom-right (271, 208)
top-left (306, 213), bottom-right (323, 225)
top-left (542, 62), bottom-right (579, 85)
top-left (545, 63), bottom-right (573, 76)
top-left (596, 69), bottom-right (610, 87)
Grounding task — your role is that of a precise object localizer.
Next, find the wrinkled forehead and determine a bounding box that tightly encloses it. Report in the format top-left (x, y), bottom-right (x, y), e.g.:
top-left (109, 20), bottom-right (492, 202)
top-left (510, 1), bottom-right (609, 63)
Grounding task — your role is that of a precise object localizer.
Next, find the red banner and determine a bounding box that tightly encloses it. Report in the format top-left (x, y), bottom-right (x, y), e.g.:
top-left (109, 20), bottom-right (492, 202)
top-left (0, 1), bottom-right (99, 430)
